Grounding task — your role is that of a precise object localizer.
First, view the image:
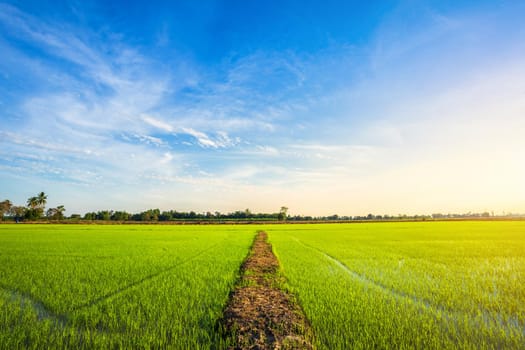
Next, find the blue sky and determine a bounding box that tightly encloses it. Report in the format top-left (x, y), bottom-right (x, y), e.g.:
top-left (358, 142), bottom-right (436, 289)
top-left (1, 0), bottom-right (524, 215)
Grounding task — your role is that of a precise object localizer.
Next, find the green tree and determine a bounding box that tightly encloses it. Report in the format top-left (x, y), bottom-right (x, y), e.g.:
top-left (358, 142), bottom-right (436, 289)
top-left (27, 196), bottom-right (38, 209)
top-left (25, 208), bottom-right (42, 220)
top-left (46, 208), bottom-right (57, 219)
top-left (10, 206), bottom-right (26, 222)
top-left (84, 212), bottom-right (96, 220)
top-left (111, 211), bottom-right (130, 221)
top-left (26, 192), bottom-right (47, 220)
top-left (46, 205), bottom-right (65, 220)
top-left (36, 192), bottom-right (47, 210)
top-left (56, 205), bottom-right (66, 220)
top-left (97, 210), bottom-right (112, 221)
top-left (26, 196), bottom-right (42, 220)
top-left (278, 206), bottom-right (288, 221)
top-left (141, 209), bottom-right (160, 221)
top-left (0, 200), bottom-right (12, 220)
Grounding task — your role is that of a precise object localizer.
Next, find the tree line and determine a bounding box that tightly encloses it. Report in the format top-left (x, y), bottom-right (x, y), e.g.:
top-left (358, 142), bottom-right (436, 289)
top-left (79, 207), bottom-right (289, 222)
top-left (0, 192), bottom-right (66, 222)
top-left (0, 196), bottom-right (291, 222)
top-left (1, 193), bottom-right (522, 223)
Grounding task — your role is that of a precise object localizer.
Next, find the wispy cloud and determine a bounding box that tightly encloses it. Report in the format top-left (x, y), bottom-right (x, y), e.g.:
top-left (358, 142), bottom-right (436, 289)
top-left (1, 3), bottom-right (289, 211)
top-left (1, 2), bottom-right (524, 214)
top-left (179, 128), bottom-right (240, 148)
top-left (142, 115), bottom-right (174, 132)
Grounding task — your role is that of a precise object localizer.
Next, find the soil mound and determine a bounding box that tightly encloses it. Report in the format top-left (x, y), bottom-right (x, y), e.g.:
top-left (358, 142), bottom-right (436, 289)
top-left (221, 231), bottom-right (313, 349)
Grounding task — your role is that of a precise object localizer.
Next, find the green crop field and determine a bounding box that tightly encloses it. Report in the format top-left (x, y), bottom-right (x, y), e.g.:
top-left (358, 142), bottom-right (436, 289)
top-left (267, 221), bottom-right (525, 349)
top-left (1, 221), bottom-right (524, 349)
top-left (0, 224), bottom-right (254, 349)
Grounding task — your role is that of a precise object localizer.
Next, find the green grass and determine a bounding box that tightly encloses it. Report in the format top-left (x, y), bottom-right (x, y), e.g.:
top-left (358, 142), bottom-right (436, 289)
top-left (267, 221), bottom-right (525, 349)
top-left (1, 222), bottom-right (524, 349)
top-left (0, 224), bottom-right (254, 349)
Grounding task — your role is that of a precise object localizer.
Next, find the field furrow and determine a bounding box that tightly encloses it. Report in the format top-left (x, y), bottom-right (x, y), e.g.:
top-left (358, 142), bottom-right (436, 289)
top-left (0, 225), bottom-right (255, 349)
top-left (268, 222), bottom-right (525, 349)
top-left (1, 222), bottom-right (524, 349)
top-left (70, 239), bottom-right (226, 312)
top-left (0, 285), bottom-right (66, 326)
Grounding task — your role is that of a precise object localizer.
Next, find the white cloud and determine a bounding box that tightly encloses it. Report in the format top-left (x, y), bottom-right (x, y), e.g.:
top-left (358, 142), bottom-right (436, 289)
top-left (159, 152), bottom-right (174, 164)
top-left (142, 115), bottom-right (174, 132)
top-left (179, 128), bottom-right (239, 149)
top-left (1, 2), bottom-right (525, 215)
top-left (254, 145), bottom-right (280, 156)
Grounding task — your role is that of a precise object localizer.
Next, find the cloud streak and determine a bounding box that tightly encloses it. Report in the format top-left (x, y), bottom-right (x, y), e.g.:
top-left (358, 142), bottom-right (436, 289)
top-left (1, 2), bottom-right (524, 215)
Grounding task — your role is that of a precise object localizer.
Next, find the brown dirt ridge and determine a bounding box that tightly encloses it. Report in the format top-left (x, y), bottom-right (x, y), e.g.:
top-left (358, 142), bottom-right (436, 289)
top-left (220, 231), bottom-right (314, 349)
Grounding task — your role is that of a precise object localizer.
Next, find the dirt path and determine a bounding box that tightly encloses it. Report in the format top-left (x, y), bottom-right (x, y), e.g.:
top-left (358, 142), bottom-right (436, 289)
top-left (221, 231), bottom-right (313, 349)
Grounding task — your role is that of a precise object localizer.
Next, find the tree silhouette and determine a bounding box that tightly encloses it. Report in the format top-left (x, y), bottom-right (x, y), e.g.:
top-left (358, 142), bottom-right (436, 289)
top-left (46, 205), bottom-right (66, 220)
top-left (278, 206), bottom-right (288, 221)
top-left (36, 192), bottom-right (47, 210)
top-left (0, 200), bottom-right (12, 220)
top-left (27, 196), bottom-right (38, 209)
top-left (26, 192), bottom-right (47, 220)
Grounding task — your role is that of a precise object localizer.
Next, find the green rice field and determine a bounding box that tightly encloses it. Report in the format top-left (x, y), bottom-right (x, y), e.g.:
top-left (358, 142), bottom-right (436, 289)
top-left (1, 221), bottom-right (524, 349)
top-left (0, 225), bottom-right (254, 349)
top-left (268, 222), bottom-right (525, 349)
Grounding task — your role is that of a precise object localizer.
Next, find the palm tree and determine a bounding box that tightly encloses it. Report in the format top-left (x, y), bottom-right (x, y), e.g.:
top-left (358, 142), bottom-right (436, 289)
top-left (27, 196), bottom-right (39, 209)
top-left (36, 192), bottom-right (47, 210)
top-left (26, 192), bottom-right (47, 220)
top-left (56, 205), bottom-right (66, 220)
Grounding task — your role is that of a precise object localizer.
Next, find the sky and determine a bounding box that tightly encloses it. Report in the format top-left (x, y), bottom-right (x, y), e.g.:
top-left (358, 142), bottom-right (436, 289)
top-left (1, 0), bottom-right (524, 216)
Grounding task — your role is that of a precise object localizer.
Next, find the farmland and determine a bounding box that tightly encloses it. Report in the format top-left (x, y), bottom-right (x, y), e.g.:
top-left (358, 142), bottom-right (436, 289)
top-left (0, 224), bottom-right (254, 348)
top-left (268, 221), bottom-right (525, 349)
top-left (1, 221), bottom-right (524, 349)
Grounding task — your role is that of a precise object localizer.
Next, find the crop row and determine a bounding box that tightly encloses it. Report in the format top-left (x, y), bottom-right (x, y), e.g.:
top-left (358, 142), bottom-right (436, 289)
top-left (1, 222), bottom-right (524, 349)
top-left (0, 225), bottom-right (254, 348)
top-left (268, 221), bottom-right (525, 349)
